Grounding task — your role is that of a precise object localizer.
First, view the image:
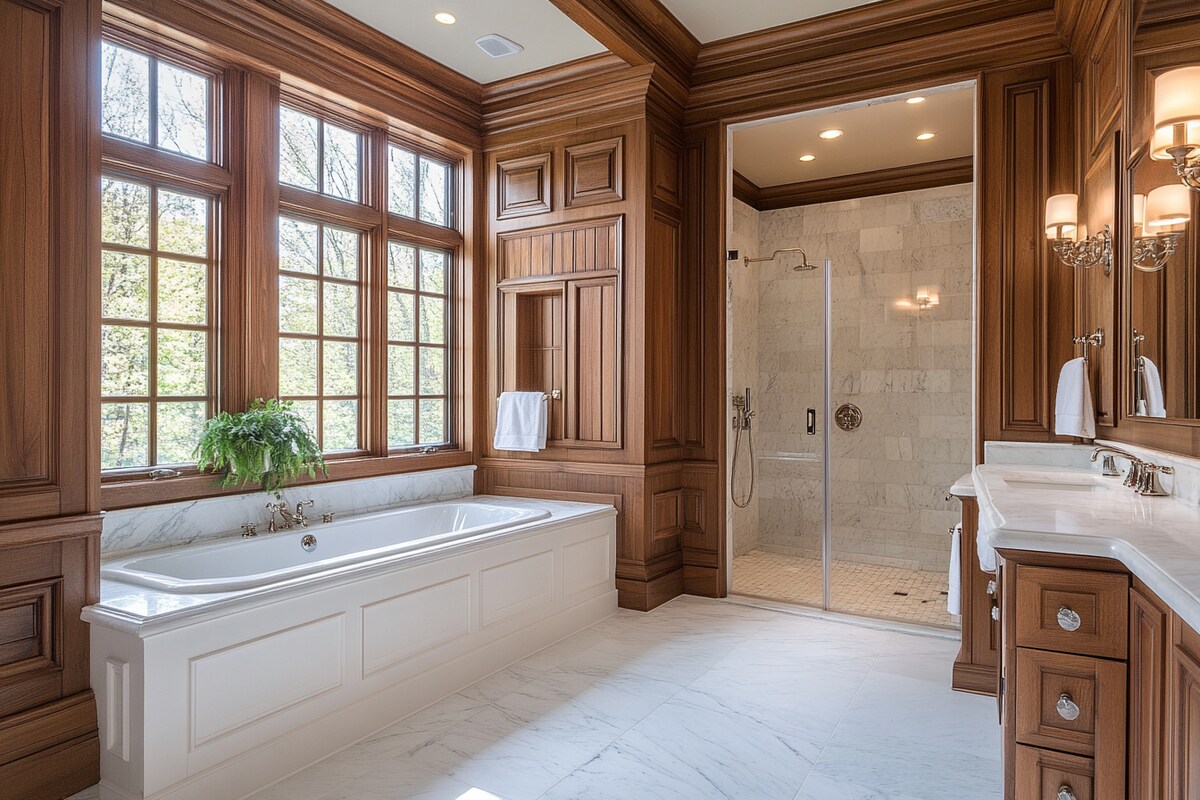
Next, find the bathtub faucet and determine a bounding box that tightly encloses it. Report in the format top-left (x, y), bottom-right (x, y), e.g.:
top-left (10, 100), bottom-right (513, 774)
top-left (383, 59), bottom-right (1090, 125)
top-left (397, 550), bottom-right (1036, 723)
top-left (270, 499), bottom-right (314, 530)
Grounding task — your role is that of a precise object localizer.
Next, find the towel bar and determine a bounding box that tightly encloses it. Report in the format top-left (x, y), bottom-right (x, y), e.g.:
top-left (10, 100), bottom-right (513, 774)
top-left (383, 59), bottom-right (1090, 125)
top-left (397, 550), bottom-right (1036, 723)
top-left (497, 389), bottom-right (561, 401)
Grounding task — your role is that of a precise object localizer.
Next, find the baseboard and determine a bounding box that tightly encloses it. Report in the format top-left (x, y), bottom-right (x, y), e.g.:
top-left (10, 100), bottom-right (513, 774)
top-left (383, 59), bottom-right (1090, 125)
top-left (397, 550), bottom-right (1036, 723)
top-left (0, 733), bottom-right (100, 800)
top-left (952, 661), bottom-right (998, 696)
top-left (682, 564), bottom-right (722, 597)
top-left (617, 567), bottom-right (684, 611)
top-left (150, 590), bottom-right (616, 800)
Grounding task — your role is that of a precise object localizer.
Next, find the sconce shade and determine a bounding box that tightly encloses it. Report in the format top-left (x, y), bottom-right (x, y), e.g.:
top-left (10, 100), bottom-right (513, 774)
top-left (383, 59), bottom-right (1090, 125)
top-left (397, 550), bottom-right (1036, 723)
top-left (1045, 193), bottom-right (1078, 238)
top-left (1134, 194), bottom-right (1146, 229)
top-left (1146, 184), bottom-right (1193, 227)
top-left (1151, 120), bottom-right (1200, 159)
top-left (1154, 67), bottom-right (1200, 130)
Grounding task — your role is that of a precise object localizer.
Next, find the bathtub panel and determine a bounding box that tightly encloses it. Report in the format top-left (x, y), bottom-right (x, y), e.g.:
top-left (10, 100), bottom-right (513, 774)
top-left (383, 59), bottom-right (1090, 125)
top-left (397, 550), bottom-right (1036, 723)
top-left (189, 614), bottom-right (345, 746)
top-left (361, 575), bottom-right (471, 677)
top-left (480, 550), bottom-right (556, 628)
top-left (563, 533), bottom-right (615, 599)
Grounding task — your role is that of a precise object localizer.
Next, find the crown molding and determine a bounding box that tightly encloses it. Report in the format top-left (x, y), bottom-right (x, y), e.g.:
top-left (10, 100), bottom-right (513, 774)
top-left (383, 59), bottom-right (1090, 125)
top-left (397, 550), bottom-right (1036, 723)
top-left (106, 0), bottom-right (483, 147)
top-left (733, 157), bottom-right (973, 211)
top-left (686, 9), bottom-right (1065, 125)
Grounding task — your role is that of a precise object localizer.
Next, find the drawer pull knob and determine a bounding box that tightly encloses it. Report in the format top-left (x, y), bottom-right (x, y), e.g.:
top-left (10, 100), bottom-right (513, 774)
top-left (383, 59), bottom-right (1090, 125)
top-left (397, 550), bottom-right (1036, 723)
top-left (1056, 693), bottom-right (1081, 721)
top-left (986, 580), bottom-right (997, 596)
top-left (1057, 607), bottom-right (1081, 632)
top-left (990, 605), bottom-right (1000, 621)
top-left (1057, 786), bottom-right (1077, 800)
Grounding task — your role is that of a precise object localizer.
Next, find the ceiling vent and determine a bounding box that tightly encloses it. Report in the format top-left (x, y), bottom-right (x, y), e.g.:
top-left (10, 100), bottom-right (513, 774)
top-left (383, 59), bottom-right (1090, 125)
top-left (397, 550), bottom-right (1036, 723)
top-left (475, 34), bottom-right (523, 59)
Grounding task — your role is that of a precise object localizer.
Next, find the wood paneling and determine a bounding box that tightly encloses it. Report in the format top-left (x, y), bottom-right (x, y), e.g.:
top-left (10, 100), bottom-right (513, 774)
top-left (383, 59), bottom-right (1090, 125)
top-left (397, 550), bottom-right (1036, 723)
top-left (1014, 648), bottom-right (1126, 759)
top-left (646, 210), bottom-right (681, 451)
top-left (979, 60), bottom-right (1077, 459)
top-left (734, 157), bottom-right (974, 211)
top-left (1169, 615), bottom-right (1200, 800)
top-left (1129, 581), bottom-right (1169, 800)
top-left (1015, 745), bottom-right (1096, 800)
top-left (497, 217), bottom-right (621, 281)
top-left (952, 495), bottom-right (999, 696)
top-left (569, 278), bottom-right (620, 445)
top-left (565, 137), bottom-right (623, 208)
top-left (497, 153), bottom-right (552, 219)
top-left (1014, 564), bottom-right (1129, 659)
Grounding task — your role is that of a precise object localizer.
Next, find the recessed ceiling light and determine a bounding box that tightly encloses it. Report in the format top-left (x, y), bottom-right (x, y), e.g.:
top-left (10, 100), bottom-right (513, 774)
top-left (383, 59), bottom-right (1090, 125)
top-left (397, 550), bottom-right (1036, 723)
top-left (798, 154), bottom-right (816, 162)
top-left (433, 11), bottom-right (456, 24)
top-left (906, 96), bottom-right (926, 105)
top-left (916, 132), bottom-right (936, 141)
top-left (818, 129), bottom-right (843, 140)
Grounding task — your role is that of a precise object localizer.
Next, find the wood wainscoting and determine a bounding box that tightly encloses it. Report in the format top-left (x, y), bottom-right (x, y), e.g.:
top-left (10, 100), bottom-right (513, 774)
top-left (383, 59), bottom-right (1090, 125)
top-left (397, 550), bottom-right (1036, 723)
top-left (479, 73), bottom-right (722, 611)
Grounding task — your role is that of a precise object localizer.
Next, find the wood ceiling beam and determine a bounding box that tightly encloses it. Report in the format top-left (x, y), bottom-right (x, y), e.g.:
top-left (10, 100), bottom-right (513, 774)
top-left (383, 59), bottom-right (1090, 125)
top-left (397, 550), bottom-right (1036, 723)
top-left (734, 157), bottom-right (974, 212)
top-left (544, 0), bottom-right (699, 102)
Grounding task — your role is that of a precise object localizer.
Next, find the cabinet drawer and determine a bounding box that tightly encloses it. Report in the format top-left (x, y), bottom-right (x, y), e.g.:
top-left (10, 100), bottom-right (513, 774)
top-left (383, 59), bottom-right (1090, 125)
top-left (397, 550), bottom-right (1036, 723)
top-left (1015, 745), bottom-right (1094, 800)
top-left (1015, 565), bottom-right (1128, 658)
top-left (1015, 648), bottom-right (1126, 757)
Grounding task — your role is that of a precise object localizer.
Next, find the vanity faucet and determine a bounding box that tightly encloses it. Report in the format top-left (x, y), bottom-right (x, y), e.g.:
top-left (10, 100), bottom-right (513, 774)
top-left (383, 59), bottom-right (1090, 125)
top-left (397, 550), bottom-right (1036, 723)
top-left (1090, 446), bottom-right (1173, 496)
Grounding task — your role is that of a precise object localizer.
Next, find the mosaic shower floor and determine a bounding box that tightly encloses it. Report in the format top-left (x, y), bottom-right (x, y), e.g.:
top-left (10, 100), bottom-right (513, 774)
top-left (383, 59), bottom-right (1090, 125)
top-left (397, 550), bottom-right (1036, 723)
top-left (732, 549), bottom-right (959, 629)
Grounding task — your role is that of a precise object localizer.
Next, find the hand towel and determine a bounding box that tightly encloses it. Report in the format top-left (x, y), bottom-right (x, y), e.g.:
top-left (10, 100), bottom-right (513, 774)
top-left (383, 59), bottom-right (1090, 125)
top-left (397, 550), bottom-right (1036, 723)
top-left (947, 523), bottom-right (962, 616)
top-left (1054, 357), bottom-right (1096, 439)
top-left (1140, 356), bottom-right (1167, 418)
top-left (976, 523), bottom-right (998, 573)
top-left (493, 392), bottom-right (548, 452)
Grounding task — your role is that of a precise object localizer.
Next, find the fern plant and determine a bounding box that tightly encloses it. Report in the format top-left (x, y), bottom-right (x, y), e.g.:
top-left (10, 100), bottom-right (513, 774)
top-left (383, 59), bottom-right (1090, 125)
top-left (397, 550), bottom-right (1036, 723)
top-left (194, 398), bottom-right (327, 495)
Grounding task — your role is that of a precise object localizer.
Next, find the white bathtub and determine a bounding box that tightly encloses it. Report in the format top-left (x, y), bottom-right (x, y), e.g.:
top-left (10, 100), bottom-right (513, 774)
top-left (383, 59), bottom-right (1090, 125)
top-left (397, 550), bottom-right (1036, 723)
top-left (85, 495), bottom-right (616, 800)
top-left (102, 500), bottom-right (551, 593)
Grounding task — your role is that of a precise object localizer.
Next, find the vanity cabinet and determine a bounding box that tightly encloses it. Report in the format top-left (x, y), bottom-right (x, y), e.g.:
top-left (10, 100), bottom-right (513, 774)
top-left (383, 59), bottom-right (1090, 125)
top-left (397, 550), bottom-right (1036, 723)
top-left (1001, 556), bottom-right (1200, 800)
top-left (951, 494), bottom-right (1000, 696)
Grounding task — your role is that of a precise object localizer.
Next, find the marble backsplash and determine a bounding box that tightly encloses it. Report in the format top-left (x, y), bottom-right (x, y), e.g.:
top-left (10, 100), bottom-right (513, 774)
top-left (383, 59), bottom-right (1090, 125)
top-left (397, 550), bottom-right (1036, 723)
top-left (101, 465), bottom-right (476, 557)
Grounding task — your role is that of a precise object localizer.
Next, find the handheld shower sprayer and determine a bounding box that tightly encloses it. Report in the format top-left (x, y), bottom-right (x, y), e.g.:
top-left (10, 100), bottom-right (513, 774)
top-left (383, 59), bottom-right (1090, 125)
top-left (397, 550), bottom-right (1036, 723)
top-left (731, 388), bottom-right (756, 508)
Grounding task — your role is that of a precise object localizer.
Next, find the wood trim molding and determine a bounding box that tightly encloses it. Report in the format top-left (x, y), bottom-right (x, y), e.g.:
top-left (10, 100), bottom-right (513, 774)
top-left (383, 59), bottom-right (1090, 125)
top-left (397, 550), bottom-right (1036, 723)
top-left (106, 0), bottom-right (482, 147)
top-left (686, 9), bottom-right (1065, 125)
top-left (544, 0), bottom-right (698, 104)
top-left (733, 157), bottom-right (973, 211)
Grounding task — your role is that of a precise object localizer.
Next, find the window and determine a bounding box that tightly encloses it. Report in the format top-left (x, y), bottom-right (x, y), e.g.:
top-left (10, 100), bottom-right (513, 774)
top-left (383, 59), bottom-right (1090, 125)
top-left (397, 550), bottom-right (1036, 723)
top-left (100, 35), bottom-right (219, 473)
top-left (389, 144), bottom-right (452, 227)
top-left (387, 242), bottom-right (450, 448)
top-left (278, 217), bottom-right (363, 451)
top-left (280, 106), bottom-right (362, 202)
top-left (101, 40), bottom-right (212, 161)
top-left (100, 177), bottom-right (214, 469)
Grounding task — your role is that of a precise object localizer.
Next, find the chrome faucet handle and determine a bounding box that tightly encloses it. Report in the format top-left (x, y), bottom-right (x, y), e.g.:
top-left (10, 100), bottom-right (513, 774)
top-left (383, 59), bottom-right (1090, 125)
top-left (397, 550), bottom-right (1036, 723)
top-left (1100, 454), bottom-right (1120, 477)
top-left (1138, 464), bottom-right (1172, 497)
top-left (264, 502), bottom-right (280, 533)
top-left (294, 499), bottom-right (314, 528)
top-left (1123, 461), bottom-right (1144, 489)
top-left (241, 523), bottom-right (258, 538)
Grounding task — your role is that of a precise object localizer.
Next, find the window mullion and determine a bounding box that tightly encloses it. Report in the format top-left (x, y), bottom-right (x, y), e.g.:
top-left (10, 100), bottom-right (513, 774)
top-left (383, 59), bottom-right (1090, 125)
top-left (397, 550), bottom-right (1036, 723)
top-left (366, 128), bottom-right (390, 457)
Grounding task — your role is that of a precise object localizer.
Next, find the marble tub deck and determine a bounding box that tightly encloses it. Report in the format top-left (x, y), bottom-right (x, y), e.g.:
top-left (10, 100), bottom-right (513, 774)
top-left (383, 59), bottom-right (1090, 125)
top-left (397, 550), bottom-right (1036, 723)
top-left (71, 596), bottom-right (1000, 800)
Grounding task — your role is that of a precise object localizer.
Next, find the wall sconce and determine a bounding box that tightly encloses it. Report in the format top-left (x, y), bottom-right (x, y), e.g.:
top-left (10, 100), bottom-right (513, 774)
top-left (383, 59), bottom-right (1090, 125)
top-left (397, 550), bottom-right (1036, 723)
top-left (1044, 193), bottom-right (1112, 275)
top-left (894, 287), bottom-right (940, 311)
top-left (1133, 184), bottom-right (1190, 272)
top-left (1152, 66), bottom-right (1200, 191)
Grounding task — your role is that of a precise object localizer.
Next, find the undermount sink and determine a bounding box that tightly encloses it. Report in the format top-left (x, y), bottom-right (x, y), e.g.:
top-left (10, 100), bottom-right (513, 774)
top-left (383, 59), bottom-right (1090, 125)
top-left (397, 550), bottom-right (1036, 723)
top-left (998, 482), bottom-right (1099, 494)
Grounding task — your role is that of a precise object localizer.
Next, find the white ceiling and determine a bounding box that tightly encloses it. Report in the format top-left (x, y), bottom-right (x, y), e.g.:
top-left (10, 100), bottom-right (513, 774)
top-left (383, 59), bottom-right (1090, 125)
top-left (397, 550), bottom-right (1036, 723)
top-left (325, 0), bottom-right (606, 84)
top-left (659, 0), bottom-right (886, 43)
top-left (732, 85), bottom-right (975, 188)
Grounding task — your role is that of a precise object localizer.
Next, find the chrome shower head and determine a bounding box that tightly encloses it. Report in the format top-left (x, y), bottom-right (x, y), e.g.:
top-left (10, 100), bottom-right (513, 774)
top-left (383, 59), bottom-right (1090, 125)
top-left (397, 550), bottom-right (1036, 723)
top-left (743, 247), bottom-right (818, 271)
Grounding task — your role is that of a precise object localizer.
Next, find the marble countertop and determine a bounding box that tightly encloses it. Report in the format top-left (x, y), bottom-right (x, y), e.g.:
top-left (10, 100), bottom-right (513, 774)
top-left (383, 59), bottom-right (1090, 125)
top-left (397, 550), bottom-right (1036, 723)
top-left (84, 496), bottom-right (615, 636)
top-left (950, 472), bottom-right (975, 498)
top-left (973, 464), bottom-right (1200, 632)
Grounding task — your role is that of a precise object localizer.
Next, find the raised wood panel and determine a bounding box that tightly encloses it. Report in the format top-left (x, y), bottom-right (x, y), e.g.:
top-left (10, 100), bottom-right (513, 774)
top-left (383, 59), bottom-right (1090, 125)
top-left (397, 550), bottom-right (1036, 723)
top-left (1129, 583), bottom-right (1169, 800)
top-left (952, 495), bottom-right (1000, 696)
top-left (1015, 745), bottom-right (1096, 800)
top-left (1082, 134), bottom-right (1119, 431)
top-left (496, 152), bottom-right (551, 219)
top-left (647, 210), bottom-right (681, 450)
top-left (1014, 564), bottom-right (1129, 659)
top-left (568, 278), bottom-right (620, 445)
top-left (565, 137), bottom-right (623, 208)
top-left (651, 489), bottom-right (681, 542)
top-left (651, 135), bottom-right (681, 206)
top-left (1170, 616), bottom-right (1200, 800)
top-left (979, 60), bottom-right (1076, 458)
top-left (0, 580), bottom-right (57, 681)
top-left (0, 0), bottom-right (52, 492)
top-left (498, 217), bottom-right (622, 281)
top-left (1085, 5), bottom-right (1126, 158)
top-left (1014, 648), bottom-right (1126, 759)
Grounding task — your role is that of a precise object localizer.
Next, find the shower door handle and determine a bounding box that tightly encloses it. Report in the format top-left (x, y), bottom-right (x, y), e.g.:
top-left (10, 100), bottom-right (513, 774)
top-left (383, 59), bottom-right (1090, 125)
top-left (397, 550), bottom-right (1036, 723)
top-left (806, 408), bottom-right (816, 435)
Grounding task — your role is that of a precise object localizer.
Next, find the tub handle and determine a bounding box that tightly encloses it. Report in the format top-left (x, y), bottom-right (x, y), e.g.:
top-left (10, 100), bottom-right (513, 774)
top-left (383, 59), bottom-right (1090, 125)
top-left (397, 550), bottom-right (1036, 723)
top-left (322, 512), bottom-right (335, 524)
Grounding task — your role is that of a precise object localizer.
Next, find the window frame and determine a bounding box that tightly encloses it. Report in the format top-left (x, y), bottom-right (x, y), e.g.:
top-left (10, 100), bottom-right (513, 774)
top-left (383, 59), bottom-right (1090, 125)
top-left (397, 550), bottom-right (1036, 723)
top-left (97, 27), bottom-right (474, 511)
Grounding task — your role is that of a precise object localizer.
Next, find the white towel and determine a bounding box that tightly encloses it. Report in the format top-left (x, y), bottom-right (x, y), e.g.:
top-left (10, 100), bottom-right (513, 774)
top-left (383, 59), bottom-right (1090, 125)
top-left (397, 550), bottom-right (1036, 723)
top-left (977, 525), bottom-right (998, 572)
top-left (493, 392), bottom-right (548, 452)
top-left (947, 523), bottom-right (962, 616)
top-left (1054, 357), bottom-right (1095, 439)
top-left (1140, 357), bottom-right (1167, 418)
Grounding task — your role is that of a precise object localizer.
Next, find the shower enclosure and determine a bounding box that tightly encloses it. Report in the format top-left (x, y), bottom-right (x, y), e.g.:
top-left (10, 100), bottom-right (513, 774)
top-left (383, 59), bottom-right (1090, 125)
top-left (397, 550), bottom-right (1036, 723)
top-left (727, 185), bottom-right (974, 628)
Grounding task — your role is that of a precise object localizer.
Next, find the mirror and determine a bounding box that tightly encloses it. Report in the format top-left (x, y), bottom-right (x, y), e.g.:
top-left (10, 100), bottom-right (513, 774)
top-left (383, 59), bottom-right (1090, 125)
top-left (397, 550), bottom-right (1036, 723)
top-left (1127, 48), bottom-right (1200, 420)
top-left (1128, 150), bottom-right (1200, 418)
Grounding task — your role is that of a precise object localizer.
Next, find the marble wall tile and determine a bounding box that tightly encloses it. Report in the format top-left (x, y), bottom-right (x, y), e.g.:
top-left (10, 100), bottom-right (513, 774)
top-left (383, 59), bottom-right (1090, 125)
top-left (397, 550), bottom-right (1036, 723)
top-left (730, 183), bottom-right (975, 571)
top-left (101, 466), bottom-right (476, 557)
